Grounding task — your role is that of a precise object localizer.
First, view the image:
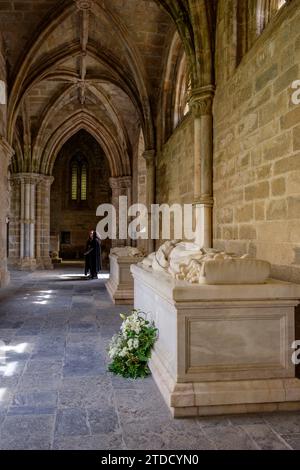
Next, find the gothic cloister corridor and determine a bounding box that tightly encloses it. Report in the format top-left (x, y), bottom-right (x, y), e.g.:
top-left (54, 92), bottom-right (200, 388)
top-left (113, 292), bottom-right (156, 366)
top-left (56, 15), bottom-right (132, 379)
top-left (0, 265), bottom-right (299, 451)
top-left (0, 0), bottom-right (300, 456)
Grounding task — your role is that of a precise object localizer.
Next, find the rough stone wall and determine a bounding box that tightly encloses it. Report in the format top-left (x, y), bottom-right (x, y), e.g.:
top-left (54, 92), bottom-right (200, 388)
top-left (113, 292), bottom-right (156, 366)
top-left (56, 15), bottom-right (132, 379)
top-left (156, 114), bottom-right (194, 206)
top-left (50, 131), bottom-right (111, 264)
top-left (213, 2), bottom-right (300, 282)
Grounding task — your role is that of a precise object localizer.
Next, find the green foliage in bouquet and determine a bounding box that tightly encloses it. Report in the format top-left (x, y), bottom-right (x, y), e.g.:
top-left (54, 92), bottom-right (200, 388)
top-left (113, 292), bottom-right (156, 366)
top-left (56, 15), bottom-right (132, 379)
top-left (107, 309), bottom-right (158, 379)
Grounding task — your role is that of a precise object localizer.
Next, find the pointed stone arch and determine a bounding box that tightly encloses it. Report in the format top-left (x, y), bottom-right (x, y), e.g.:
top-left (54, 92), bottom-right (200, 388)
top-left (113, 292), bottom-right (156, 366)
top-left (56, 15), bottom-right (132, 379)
top-left (40, 110), bottom-right (131, 177)
top-left (155, 0), bottom-right (215, 88)
top-left (32, 82), bottom-right (131, 174)
top-left (159, 31), bottom-right (187, 145)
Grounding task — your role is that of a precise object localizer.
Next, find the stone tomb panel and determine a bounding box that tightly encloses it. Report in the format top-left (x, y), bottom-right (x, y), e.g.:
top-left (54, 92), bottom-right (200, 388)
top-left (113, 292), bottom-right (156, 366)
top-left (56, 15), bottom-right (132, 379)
top-left (183, 306), bottom-right (295, 382)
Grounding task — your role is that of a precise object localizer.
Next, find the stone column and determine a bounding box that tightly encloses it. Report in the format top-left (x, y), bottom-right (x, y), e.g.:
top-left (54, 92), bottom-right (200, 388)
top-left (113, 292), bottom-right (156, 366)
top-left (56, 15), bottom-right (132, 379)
top-left (189, 86), bottom-right (215, 249)
top-left (36, 175), bottom-right (54, 269)
top-left (9, 177), bottom-right (18, 266)
top-left (143, 150), bottom-right (156, 254)
top-left (13, 174), bottom-right (37, 270)
top-left (109, 176), bottom-right (132, 247)
top-left (9, 173), bottom-right (53, 270)
top-left (0, 138), bottom-right (14, 287)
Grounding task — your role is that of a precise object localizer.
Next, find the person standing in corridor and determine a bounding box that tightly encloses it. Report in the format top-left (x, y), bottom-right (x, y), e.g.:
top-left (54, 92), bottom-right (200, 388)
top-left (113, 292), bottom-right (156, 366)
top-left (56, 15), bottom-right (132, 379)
top-left (84, 230), bottom-right (102, 279)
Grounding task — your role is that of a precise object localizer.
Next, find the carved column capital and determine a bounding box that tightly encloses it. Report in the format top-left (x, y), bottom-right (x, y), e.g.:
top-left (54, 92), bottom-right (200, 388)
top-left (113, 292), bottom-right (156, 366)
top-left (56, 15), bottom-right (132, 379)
top-left (38, 175), bottom-right (55, 189)
top-left (9, 173), bottom-right (54, 187)
top-left (189, 85), bottom-right (215, 118)
top-left (109, 176), bottom-right (132, 191)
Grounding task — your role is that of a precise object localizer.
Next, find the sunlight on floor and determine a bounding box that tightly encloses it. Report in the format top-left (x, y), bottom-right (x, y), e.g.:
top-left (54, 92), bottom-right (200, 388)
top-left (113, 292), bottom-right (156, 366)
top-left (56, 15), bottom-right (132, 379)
top-left (59, 274), bottom-right (88, 279)
top-left (59, 273), bottom-right (110, 280)
top-left (0, 361), bottom-right (18, 377)
top-left (1, 343), bottom-right (28, 354)
top-left (0, 342), bottom-right (28, 378)
top-left (33, 294), bottom-right (51, 305)
top-left (22, 291), bottom-right (54, 305)
top-left (0, 388), bottom-right (7, 402)
top-left (98, 273), bottom-right (109, 280)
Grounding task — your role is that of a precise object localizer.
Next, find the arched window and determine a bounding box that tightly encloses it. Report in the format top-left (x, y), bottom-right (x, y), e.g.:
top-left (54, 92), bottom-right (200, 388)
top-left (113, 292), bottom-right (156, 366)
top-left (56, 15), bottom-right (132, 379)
top-left (70, 154), bottom-right (88, 203)
top-left (174, 53), bottom-right (191, 129)
top-left (237, 0), bottom-right (288, 65)
top-left (257, 0), bottom-right (287, 35)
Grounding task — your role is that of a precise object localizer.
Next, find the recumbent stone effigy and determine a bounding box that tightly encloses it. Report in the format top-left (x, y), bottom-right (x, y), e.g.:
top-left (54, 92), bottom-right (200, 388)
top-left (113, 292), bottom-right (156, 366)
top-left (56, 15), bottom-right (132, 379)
top-left (132, 241), bottom-right (300, 417)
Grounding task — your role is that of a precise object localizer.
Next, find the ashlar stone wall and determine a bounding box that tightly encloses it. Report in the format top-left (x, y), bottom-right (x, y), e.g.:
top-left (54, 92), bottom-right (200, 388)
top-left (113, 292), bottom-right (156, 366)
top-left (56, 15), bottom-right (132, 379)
top-left (213, 2), bottom-right (300, 282)
top-left (156, 114), bottom-right (194, 206)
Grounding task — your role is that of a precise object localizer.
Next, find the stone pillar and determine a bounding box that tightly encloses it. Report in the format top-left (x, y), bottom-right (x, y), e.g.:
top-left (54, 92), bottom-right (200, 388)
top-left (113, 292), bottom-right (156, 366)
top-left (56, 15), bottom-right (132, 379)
top-left (109, 176), bottom-right (132, 247)
top-left (189, 86), bottom-right (215, 249)
top-left (143, 150), bottom-right (156, 254)
top-left (9, 173), bottom-right (53, 270)
top-left (9, 176), bottom-right (20, 266)
top-left (10, 174), bottom-right (36, 270)
top-left (36, 175), bottom-right (54, 269)
top-left (0, 138), bottom-right (14, 287)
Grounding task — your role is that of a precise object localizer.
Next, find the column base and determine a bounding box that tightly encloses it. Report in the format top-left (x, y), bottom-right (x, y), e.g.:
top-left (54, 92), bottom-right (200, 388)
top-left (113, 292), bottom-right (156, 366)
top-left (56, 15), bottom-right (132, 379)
top-left (150, 350), bottom-right (300, 418)
top-left (0, 269), bottom-right (10, 288)
top-left (36, 257), bottom-right (54, 270)
top-left (18, 258), bottom-right (37, 271)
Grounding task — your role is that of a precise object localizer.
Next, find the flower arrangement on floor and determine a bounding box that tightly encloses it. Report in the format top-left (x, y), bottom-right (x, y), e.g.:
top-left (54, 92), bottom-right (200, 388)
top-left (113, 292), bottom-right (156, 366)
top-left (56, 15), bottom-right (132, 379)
top-left (107, 309), bottom-right (158, 379)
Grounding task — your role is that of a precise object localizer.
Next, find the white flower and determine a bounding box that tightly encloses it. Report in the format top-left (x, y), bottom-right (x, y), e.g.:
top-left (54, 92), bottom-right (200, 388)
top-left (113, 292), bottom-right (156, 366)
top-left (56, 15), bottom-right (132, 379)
top-left (133, 338), bottom-right (139, 349)
top-left (108, 347), bottom-right (118, 359)
top-left (108, 333), bottom-right (125, 359)
top-left (119, 347), bottom-right (128, 358)
top-left (120, 312), bottom-right (146, 336)
top-left (127, 339), bottom-right (134, 350)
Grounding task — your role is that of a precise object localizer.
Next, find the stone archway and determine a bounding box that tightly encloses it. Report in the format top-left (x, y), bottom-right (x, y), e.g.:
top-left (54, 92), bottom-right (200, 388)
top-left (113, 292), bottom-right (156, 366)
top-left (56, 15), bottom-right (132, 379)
top-left (50, 129), bottom-right (112, 267)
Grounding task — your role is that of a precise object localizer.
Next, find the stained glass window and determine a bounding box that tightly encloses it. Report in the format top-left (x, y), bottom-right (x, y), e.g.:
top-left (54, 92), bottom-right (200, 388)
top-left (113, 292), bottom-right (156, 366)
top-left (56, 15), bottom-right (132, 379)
top-left (81, 164), bottom-right (87, 201)
top-left (70, 154), bottom-right (88, 204)
top-left (71, 164), bottom-right (78, 201)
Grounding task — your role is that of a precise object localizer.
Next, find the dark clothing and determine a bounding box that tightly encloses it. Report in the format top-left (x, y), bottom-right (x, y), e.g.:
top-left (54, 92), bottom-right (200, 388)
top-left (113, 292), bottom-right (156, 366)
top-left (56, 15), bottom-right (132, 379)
top-left (84, 237), bottom-right (102, 278)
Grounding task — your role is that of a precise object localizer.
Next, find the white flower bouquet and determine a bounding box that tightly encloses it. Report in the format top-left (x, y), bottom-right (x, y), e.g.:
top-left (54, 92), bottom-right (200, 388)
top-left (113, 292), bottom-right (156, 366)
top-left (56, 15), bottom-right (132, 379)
top-left (107, 309), bottom-right (158, 379)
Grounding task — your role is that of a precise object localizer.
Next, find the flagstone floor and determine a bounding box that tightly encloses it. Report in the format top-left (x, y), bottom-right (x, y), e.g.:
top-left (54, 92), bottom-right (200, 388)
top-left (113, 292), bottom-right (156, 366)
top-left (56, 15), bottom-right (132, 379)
top-left (0, 263), bottom-right (300, 450)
